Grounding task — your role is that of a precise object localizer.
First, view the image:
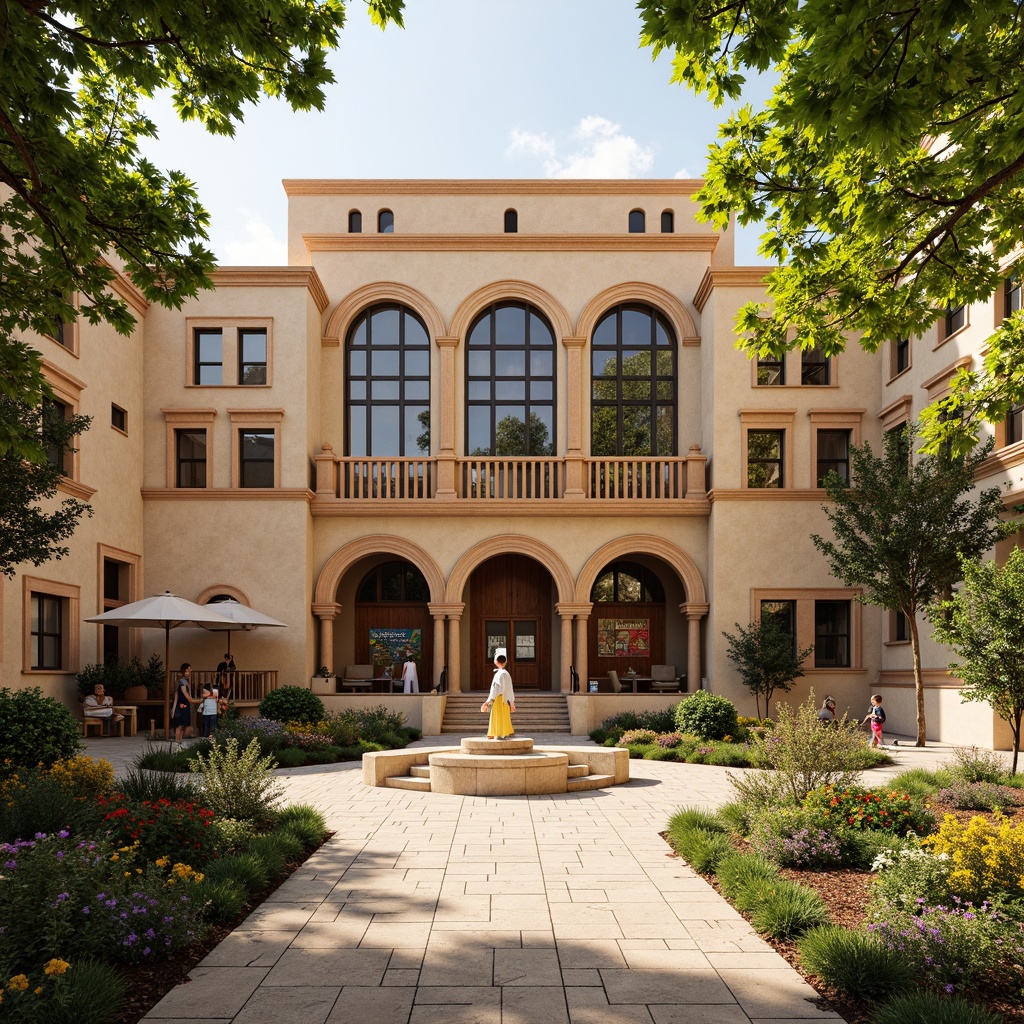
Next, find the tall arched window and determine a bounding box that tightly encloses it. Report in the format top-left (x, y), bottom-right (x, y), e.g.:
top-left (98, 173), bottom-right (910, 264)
top-left (466, 302), bottom-right (556, 456)
top-left (591, 304), bottom-right (676, 456)
top-left (348, 210), bottom-right (362, 233)
top-left (378, 209), bottom-right (394, 233)
top-left (628, 209), bottom-right (646, 233)
top-left (504, 209), bottom-right (518, 233)
top-left (590, 562), bottom-right (665, 603)
top-left (660, 210), bottom-right (674, 233)
top-left (347, 305), bottom-right (430, 456)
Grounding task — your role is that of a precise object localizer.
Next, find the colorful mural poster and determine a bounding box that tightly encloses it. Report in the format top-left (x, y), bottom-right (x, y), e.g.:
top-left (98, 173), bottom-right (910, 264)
top-left (369, 628), bottom-right (422, 670)
top-left (596, 618), bottom-right (650, 657)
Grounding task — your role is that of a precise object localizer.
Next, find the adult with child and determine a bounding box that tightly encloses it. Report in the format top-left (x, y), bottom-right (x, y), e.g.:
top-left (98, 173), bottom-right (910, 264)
top-left (171, 663), bottom-right (199, 749)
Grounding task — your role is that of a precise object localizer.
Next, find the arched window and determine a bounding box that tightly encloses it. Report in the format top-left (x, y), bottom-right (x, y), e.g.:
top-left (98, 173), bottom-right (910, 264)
top-left (660, 210), bottom-right (674, 233)
top-left (378, 209), bottom-right (394, 233)
top-left (504, 209), bottom-right (518, 233)
top-left (466, 301), bottom-right (555, 456)
top-left (357, 561), bottom-right (429, 602)
top-left (347, 304), bottom-right (430, 456)
top-left (591, 304), bottom-right (676, 456)
top-left (628, 209), bottom-right (645, 233)
top-left (590, 561), bottom-right (665, 603)
top-left (348, 210), bottom-right (362, 233)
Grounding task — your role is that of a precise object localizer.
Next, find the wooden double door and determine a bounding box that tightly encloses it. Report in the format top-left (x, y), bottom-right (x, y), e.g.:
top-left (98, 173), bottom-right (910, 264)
top-left (470, 554), bottom-right (552, 690)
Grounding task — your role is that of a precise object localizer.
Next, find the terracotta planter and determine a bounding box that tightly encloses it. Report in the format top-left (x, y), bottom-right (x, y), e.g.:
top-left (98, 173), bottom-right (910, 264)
top-left (123, 686), bottom-right (148, 702)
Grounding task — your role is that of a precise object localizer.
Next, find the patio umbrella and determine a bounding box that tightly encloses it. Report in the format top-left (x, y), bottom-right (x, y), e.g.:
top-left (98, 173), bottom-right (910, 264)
top-left (85, 592), bottom-right (237, 736)
top-left (194, 599), bottom-right (288, 654)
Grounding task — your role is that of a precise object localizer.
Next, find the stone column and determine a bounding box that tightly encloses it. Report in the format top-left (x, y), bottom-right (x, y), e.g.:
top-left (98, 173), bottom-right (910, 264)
top-left (432, 613), bottom-right (446, 691)
top-left (435, 336), bottom-right (460, 499)
top-left (562, 336), bottom-right (587, 498)
top-left (681, 602), bottom-right (709, 690)
top-left (571, 603), bottom-right (593, 687)
top-left (556, 606), bottom-right (574, 692)
top-left (429, 602), bottom-right (464, 692)
top-left (311, 602), bottom-right (340, 676)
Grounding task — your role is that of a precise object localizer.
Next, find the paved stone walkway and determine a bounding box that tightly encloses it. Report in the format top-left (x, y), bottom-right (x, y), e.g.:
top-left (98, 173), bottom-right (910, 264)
top-left (80, 733), bottom-right (983, 1024)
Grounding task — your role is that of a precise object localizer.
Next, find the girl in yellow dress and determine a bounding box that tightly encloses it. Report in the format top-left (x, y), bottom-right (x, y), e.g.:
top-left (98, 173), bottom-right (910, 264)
top-left (481, 652), bottom-right (516, 739)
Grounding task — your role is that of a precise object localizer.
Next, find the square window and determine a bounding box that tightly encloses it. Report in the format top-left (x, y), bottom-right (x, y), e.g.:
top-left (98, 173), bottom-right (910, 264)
top-left (757, 355), bottom-right (784, 386)
top-left (801, 347), bottom-right (830, 385)
top-left (111, 404), bottom-right (127, 433)
top-left (239, 430), bottom-right (275, 488)
top-left (814, 600), bottom-right (850, 667)
top-left (747, 430), bottom-right (784, 488)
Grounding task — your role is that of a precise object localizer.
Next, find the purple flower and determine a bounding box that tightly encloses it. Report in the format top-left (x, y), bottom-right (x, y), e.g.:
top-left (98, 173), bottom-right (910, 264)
top-left (58, 830), bottom-right (69, 838)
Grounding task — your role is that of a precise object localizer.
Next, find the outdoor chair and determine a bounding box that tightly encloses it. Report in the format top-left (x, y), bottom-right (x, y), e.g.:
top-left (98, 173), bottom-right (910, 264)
top-left (608, 670), bottom-right (634, 694)
top-left (649, 665), bottom-right (682, 693)
top-left (341, 664), bottom-right (374, 691)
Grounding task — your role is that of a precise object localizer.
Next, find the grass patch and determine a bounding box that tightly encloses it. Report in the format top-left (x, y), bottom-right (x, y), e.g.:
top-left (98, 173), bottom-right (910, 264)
top-left (870, 990), bottom-right (1005, 1024)
top-left (746, 877), bottom-right (831, 939)
top-left (797, 925), bottom-right (913, 998)
top-left (715, 851), bottom-right (779, 909)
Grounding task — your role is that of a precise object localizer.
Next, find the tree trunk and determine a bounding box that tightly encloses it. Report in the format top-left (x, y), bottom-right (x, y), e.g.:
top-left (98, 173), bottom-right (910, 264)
top-left (909, 612), bottom-right (927, 746)
top-left (1013, 709), bottom-right (1021, 775)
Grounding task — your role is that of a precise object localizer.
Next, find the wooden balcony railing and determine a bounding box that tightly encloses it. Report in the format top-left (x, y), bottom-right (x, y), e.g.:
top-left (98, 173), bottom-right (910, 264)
top-left (165, 670), bottom-right (278, 703)
top-left (314, 451), bottom-right (706, 502)
top-left (586, 458), bottom-right (689, 500)
top-left (460, 457), bottom-right (563, 499)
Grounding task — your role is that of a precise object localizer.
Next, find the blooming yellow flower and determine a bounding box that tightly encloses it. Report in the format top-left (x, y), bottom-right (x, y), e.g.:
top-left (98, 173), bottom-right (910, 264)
top-left (44, 960), bottom-right (70, 977)
top-left (34, 986), bottom-right (43, 995)
top-left (8, 975), bottom-right (29, 992)
top-left (155, 856), bottom-right (170, 868)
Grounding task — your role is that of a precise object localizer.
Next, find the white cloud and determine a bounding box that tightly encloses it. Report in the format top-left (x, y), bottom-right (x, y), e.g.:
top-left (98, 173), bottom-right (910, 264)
top-left (221, 211), bottom-right (286, 266)
top-left (673, 166), bottom-right (694, 180)
top-left (507, 116), bottom-right (655, 178)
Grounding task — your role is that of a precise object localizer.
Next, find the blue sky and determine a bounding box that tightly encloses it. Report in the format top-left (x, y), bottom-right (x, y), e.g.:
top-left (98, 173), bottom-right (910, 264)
top-left (140, 0), bottom-right (773, 265)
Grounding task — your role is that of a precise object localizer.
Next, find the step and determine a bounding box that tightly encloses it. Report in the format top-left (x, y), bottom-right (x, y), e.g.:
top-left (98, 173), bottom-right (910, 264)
top-left (567, 763), bottom-right (590, 778)
top-left (384, 776), bottom-right (431, 791)
top-left (410, 765), bottom-right (431, 778)
top-left (566, 773), bottom-right (616, 792)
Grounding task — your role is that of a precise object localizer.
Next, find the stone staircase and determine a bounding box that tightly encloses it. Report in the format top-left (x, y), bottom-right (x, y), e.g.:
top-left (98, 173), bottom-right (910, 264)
top-left (440, 692), bottom-right (571, 734)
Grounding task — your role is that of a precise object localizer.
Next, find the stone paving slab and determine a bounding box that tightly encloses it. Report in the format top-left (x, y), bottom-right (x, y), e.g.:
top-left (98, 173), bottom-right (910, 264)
top-left (132, 733), bottom-right (979, 1024)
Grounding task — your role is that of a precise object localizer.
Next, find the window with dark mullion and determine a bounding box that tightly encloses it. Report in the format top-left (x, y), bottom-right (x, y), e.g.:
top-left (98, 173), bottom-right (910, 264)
top-left (747, 430), bottom-right (783, 487)
top-left (466, 301), bottom-right (556, 456)
top-left (194, 328), bottom-right (223, 385)
top-left (814, 600), bottom-right (850, 667)
top-left (30, 593), bottom-right (63, 670)
top-left (175, 429), bottom-right (207, 487)
top-left (238, 329), bottom-right (268, 385)
top-left (1007, 403), bottom-right (1024, 445)
top-left (1006, 273), bottom-right (1022, 319)
top-left (801, 346), bottom-right (830, 385)
top-left (590, 304), bottom-right (676, 457)
top-left (817, 429), bottom-right (850, 486)
top-left (347, 304), bottom-right (431, 456)
top-left (894, 337), bottom-right (910, 375)
top-left (757, 353), bottom-right (784, 385)
top-left (239, 430), bottom-right (274, 487)
top-left (41, 397), bottom-right (72, 475)
top-left (945, 303), bottom-right (966, 336)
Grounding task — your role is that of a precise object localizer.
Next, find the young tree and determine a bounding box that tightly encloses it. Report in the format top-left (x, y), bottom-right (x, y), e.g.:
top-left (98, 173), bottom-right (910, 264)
top-left (811, 427), bottom-right (1012, 746)
top-left (0, 0), bottom-right (405, 461)
top-left (722, 616), bottom-right (813, 720)
top-left (0, 396), bottom-right (92, 577)
top-left (638, 1), bottom-right (1024, 453)
top-left (931, 550), bottom-right (1024, 774)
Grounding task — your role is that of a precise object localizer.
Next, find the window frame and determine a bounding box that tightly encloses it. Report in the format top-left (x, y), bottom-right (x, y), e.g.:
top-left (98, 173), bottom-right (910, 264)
top-left (110, 403), bottom-right (128, 435)
top-left (628, 209), bottom-right (646, 233)
top-left (660, 209), bottom-right (674, 233)
top-left (229, 409), bottom-right (283, 488)
top-left (504, 209), bottom-right (518, 233)
top-left (96, 544), bottom-right (141, 664)
top-left (163, 409), bottom-right (216, 488)
top-left (801, 346), bottom-right (831, 386)
top-left (175, 428), bottom-right (209, 488)
top-left (1004, 271), bottom-right (1022, 324)
top-left (810, 410), bottom-right (863, 489)
top-left (22, 576), bottom-right (80, 674)
top-left (814, 599), bottom-right (852, 668)
top-left (44, 291), bottom-right (79, 356)
top-left (238, 327), bottom-right (268, 386)
top-left (186, 319), bottom-right (273, 387)
top-left (378, 209), bottom-right (394, 233)
top-left (890, 337), bottom-right (911, 380)
top-left (193, 327), bottom-right (223, 385)
top-left (40, 359), bottom-right (89, 497)
top-left (740, 410), bottom-right (794, 489)
top-left (756, 353), bottom-right (785, 386)
top-left (590, 303), bottom-right (677, 458)
top-left (943, 303), bottom-right (967, 339)
top-left (887, 609), bottom-right (911, 645)
top-left (348, 209), bottom-right (362, 233)
top-left (751, 587), bottom-right (863, 672)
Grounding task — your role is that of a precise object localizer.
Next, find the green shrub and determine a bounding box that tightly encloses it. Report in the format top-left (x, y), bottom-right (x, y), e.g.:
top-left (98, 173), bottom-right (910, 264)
top-left (0, 770), bottom-right (105, 844)
top-left (802, 784), bottom-right (935, 836)
top-left (647, 746), bottom-right (682, 761)
top-left (746, 877), bottom-right (831, 939)
top-left (670, 807), bottom-right (726, 834)
top-left (947, 746), bottom-right (1010, 786)
top-left (743, 693), bottom-right (867, 803)
top-left (936, 781), bottom-right (1022, 812)
top-left (76, 654), bottom-right (163, 700)
top-left (204, 852), bottom-right (271, 893)
top-left (276, 805), bottom-right (327, 850)
top-left (842, 829), bottom-right (909, 871)
top-left (210, 817), bottom-right (257, 855)
top-left (258, 686), bottom-right (325, 724)
top-left (676, 828), bottom-right (733, 873)
top-left (674, 691), bottom-right (738, 741)
top-left (118, 762), bottom-right (203, 802)
top-left (870, 991), bottom-right (1005, 1024)
top-left (797, 926), bottom-right (913, 998)
top-left (704, 745), bottom-right (754, 768)
top-left (191, 738), bottom-right (284, 823)
top-left (715, 851), bottom-right (778, 908)
top-left (716, 800), bottom-right (751, 836)
top-left (748, 806), bottom-right (845, 869)
top-left (868, 841), bottom-right (953, 914)
top-left (619, 728), bottom-right (658, 745)
top-left (98, 792), bottom-right (217, 866)
top-left (596, 707), bottom-right (680, 742)
top-left (45, 957), bottom-right (125, 1024)
top-left (333, 745), bottom-right (368, 761)
top-left (626, 743), bottom-right (654, 759)
top-left (589, 728), bottom-right (610, 744)
top-left (271, 747), bottom-right (310, 768)
top-left (246, 834), bottom-right (287, 878)
top-left (202, 878), bottom-right (248, 923)
top-left (134, 748), bottom-right (197, 773)
top-left (887, 767), bottom-right (952, 798)
top-left (0, 688), bottom-right (81, 768)
top-left (339, 705), bottom-right (407, 744)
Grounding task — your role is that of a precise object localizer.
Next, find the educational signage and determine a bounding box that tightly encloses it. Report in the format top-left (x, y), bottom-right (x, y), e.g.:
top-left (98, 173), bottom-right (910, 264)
top-left (369, 628), bottom-right (421, 669)
top-left (596, 618), bottom-right (650, 658)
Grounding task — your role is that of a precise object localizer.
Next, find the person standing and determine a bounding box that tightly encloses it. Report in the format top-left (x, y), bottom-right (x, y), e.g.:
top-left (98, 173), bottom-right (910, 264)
top-left (171, 663), bottom-right (199, 749)
top-left (480, 652), bottom-right (515, 739)
top-left (401, 650), bottom-right (420, 694)
top-left (862, 693), bottom-right (886, 747)
top-left (216, 652), bottom-right (236, 697)
top-left (200, 681), bottom-right (219, 737)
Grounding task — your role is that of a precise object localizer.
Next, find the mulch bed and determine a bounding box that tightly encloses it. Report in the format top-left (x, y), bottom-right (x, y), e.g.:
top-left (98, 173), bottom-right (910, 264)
top-left (668, 800), bottom-right (1024, 1024)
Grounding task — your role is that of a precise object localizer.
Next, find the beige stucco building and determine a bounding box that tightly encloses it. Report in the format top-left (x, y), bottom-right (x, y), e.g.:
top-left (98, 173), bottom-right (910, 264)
top-left (3, 179), bottom-right (1020, 746)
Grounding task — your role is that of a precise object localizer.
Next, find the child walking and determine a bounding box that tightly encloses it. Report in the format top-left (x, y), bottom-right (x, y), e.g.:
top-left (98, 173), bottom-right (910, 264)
top-left (862, 693), bottom-right (886, 747)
